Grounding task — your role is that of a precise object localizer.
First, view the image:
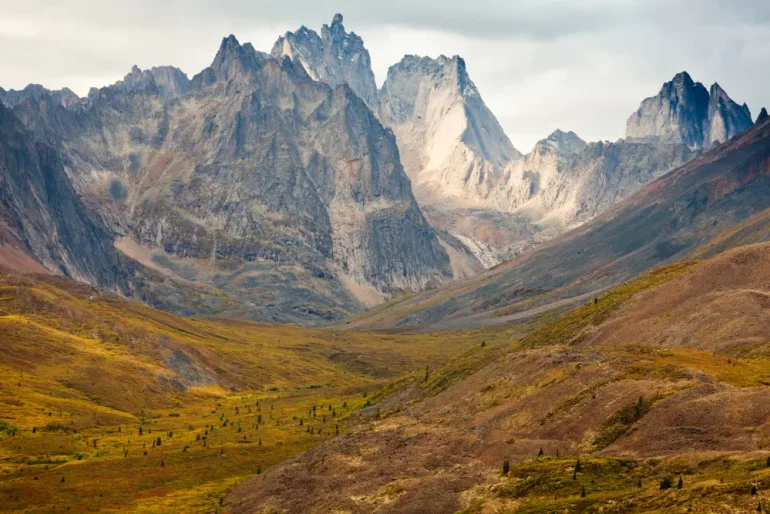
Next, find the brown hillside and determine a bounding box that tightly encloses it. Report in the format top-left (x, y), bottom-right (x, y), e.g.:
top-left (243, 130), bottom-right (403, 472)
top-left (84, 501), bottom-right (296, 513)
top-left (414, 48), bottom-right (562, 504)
top-left (229, 242), bottom-right (770, 513)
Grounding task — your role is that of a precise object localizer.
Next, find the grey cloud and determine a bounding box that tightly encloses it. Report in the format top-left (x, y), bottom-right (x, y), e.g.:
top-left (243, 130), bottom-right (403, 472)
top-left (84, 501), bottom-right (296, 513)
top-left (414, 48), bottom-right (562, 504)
top-left (1, 0), bottom-right (768, 151)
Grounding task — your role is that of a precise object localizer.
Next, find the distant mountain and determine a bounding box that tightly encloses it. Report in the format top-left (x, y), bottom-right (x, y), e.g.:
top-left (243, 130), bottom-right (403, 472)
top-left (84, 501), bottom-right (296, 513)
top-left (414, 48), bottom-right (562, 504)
top-left (272, 14), bottom-right (379, 111)
top-left (267, 20), bottom-right (755, 270)
top-left (625, 72), bottom-right (753, 150)
top-left (379, 54), bottom-right (522, 207)
top-left (347, 115), bottom-right (770, 330)
top-left (4, 33), bottom-right (452, 324)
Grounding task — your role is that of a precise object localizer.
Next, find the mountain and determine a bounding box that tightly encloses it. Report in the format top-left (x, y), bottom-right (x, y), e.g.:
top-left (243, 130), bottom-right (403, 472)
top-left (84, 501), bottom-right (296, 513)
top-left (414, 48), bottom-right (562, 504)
top-left (0, 102), bottom-right (126, 287)
top-left (757, 107), bottom-right (769, 124)
top-left (269, 20), bottom-right (751, 270)
top-left (379, 54), bottom-right (522, 207)
top-left (347, 114), bottom-right (770, 330)
top-left (5, 34), bottom-right (452, 324)
top-left (271, 14), bottom-right (379, 111)
top-left (625, 71), bottom-right (753, 150)
top-left (229, 242), bottom-right (770, 513)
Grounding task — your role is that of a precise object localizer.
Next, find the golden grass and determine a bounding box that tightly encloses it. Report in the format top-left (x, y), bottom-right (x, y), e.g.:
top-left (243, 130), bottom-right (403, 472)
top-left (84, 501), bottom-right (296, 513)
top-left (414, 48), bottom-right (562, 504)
top-left (0, 272), bottom-right (496, 512)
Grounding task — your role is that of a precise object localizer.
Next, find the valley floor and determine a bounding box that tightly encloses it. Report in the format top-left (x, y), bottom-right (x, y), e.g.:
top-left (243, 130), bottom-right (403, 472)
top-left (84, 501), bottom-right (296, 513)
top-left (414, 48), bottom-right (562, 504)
top-left (0, 272), bottom-right (508, 512)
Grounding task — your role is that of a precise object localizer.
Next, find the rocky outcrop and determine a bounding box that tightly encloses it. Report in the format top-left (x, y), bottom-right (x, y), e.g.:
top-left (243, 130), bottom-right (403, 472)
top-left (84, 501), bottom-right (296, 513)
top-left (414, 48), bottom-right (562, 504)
top-left (625, 72), bottom-right (752, 150)
top-left (379, 55), bottom-right (521, 207)
top-left (7, 33), bottom-right (451, 324)
top-left (271, 14), bottom-right (379, 111)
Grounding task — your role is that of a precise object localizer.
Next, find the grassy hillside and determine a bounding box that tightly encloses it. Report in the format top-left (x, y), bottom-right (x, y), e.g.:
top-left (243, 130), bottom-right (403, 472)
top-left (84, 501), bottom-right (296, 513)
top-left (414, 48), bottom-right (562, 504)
top-left (0, 271), bottom-right (510, 512)
top-left (229, 242), bottom-right (770, 513)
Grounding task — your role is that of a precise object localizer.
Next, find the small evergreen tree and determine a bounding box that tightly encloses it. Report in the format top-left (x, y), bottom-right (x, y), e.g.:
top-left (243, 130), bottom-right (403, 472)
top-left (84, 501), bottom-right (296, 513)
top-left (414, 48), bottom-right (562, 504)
top-left (538, 447), bottom-right (544, 457)
top-left (581, 486), bottom-right (586, 498)
top-left (677, 477), bottom-right (683, 489)
top-left (502, 460), bottom-right (510, 475)
top-left (660, 476), bottom-right (673, 490)
top-left (752, 485), bottom-right (759, 495)
top-left (575, 459), bottom-right (582, 472)
top-left (637, 479), bottom-right (642, 488)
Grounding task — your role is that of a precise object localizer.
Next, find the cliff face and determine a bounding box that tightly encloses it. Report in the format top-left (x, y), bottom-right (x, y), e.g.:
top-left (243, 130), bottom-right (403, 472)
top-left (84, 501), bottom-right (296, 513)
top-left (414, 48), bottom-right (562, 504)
top-left (0, 103), bottom-right (125, 287)
top-left (6, 34), bottom-right (450, 324)
top-left (625, 72), bottom-right (752, 150)
top-left (379, 55), bottom-right (521, 207)
top-left (271, 14), bottom-right (379, 111)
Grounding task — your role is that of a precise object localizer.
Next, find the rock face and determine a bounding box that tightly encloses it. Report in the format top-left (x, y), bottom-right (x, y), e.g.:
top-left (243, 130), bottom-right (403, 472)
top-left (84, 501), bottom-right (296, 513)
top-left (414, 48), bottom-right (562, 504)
top-left (625, 72), bottom-right (752, 150)
top-left (271, 14), bottom-right (379, 111)
top-left (7, 34), bottom-right (450, 324)
top-left (379, 55), bottom-right (521, 207)
top-left (0, 103), bottom-right (125, 287)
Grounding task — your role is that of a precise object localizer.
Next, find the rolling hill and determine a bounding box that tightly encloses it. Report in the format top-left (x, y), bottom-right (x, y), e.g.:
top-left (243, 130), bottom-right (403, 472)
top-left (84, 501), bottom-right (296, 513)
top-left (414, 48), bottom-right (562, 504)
top-left (229, 241), bottom-right (770, 513)
top-left (0, 270), bottom-right (504, 512)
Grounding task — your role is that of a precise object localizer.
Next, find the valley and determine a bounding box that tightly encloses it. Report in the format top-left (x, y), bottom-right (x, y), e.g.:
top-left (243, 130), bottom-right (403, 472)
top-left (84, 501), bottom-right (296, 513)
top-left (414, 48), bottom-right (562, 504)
top-left (0, 271), bottom-right (508, 512)
top-left (1, 7), bottom-right (769, 514)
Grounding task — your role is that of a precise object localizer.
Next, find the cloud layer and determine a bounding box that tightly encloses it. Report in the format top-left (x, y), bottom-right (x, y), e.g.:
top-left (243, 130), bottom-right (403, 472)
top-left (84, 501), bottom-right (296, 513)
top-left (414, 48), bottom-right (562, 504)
top-left (1, 0), bottom-right (768, 151)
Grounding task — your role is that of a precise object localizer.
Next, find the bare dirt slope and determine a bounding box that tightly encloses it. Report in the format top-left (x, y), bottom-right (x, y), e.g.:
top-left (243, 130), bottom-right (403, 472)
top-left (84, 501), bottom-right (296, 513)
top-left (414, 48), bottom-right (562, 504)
top-left (228, 243), bottom-right (770, 513)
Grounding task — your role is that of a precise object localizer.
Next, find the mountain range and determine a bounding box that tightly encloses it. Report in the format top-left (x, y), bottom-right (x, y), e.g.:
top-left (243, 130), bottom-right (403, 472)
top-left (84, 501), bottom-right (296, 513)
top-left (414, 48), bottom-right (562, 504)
top-left (4, 10), bottom-right (770, 514)
top-left (0, 13), bottom-right (762, 326)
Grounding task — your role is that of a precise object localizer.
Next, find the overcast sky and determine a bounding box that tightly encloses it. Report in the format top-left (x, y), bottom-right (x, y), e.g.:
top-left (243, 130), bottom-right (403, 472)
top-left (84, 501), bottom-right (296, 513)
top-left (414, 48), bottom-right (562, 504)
top-left (1, 1), bottom-right (768, 152)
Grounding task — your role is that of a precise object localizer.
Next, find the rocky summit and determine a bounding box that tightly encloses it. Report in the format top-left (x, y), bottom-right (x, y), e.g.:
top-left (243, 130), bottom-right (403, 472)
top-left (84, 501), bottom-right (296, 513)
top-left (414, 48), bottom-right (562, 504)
top-left (625, 71), bottom-right (753, 150)
top-left (379, 54), bottom-right (522, 208)
top-left (272, 14), bottom-right (379, 111)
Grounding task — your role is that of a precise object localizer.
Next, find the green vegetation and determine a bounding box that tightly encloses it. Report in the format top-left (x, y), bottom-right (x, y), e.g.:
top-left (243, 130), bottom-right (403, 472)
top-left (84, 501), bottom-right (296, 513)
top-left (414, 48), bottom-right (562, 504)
top-left (593, 396), bottom-right (653, 450)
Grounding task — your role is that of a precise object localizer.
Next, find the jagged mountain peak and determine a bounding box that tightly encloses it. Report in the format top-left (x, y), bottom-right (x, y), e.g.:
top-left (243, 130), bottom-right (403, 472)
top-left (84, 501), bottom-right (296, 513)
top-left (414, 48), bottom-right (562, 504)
top-left (190, 34), bottom-right (269, 89)
top-left (757, 108), bottom-right (769, 125)
top-left (272, 13), bottom-right (378, 109)
top-left (535, 129), bottom-right (586, 155)
top-left (626, 71), bottom-right (752, 150)
top-left (386, 54), bottom-right (479, 100)
top-left (106, 64), bottom-right (190, 100)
